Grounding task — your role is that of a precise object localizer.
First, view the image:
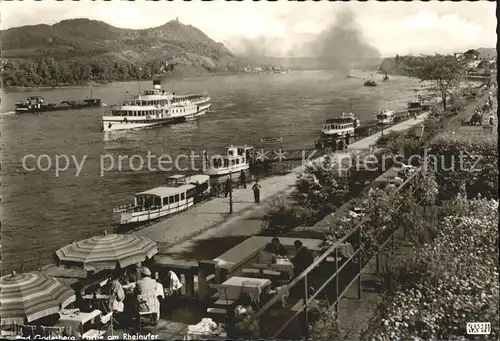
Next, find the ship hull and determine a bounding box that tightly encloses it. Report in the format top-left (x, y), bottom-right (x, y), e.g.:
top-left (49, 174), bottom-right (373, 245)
top-left (117, 198), bottom-right (195, 225)
top-left (15, 102), bottom-right (103, 114)
top-left (102, 103), bottom-right (210, 131)
top-left (204, 163), bottom-right (249, 176)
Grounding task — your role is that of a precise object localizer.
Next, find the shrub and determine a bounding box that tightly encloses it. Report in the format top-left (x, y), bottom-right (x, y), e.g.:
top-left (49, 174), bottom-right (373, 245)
top-left (308, 302), bottom-right (342, 340)
top-left (260, 197), bottom-right (313, 236)
top-left (429, 132), bottom-right (498, 199)
top-left (364, 197), bottom-right (499, 340)
top-left (293, 156), bottom-right (349, 211)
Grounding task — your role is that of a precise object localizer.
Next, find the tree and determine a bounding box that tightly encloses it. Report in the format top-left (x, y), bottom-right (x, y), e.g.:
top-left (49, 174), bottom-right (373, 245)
top-left (413, 54), bottom-right (465, 111)
top-left (293, 156), bottom-right (349, 212)
top-left (463, 48), bottom-right (480, 60)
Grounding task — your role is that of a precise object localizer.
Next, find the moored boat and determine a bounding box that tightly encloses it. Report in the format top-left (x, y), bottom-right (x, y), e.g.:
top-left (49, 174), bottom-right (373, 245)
top-left (15, 96), bottom-right (103, 114)
top-left (204, 145), bottom-right (254, 177)
top-left (316, 112), bottom-right (360, 149)
top-left (376, 109), bottom-right (395, 125)
top-left (102, 78), bottom-right (211, 131)
top-left (407, 101), bottom-right (431, 114)
top-left (113, 174), bottom-right (210, 225)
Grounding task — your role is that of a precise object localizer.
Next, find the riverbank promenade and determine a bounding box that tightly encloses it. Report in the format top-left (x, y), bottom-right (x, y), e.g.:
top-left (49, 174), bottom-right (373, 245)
top-left (135, 114), bottom-right (428, 253)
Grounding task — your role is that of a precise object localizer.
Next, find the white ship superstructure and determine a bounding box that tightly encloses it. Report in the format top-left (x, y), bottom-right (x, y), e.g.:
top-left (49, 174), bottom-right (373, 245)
top-left (376, 109), bottom-right (395, 125)
top-left (321, 112), bottom-right (360, 138)
top-left (102, 79), bottom-right (211, 131)
top-left (204, 145), bottom-right (254, 176)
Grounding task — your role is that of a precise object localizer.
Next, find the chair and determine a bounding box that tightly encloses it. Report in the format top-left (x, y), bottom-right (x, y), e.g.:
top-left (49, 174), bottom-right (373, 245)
top-left (241, 268), bottom-right (261, 277)
top-left (262, 269), bottom-right (281, 278)
top-left (207, 284), bottom-right (230, 322)
top-left (17, 325), bottom-right (36, 338)
top-left (0, 330), bottom-right (16, 338)
top-left (251, 263), bottom-right (269, 276)
top-left (100, 311), bottom-right (118, 335)
top-left (41, 326), bottom-right (64, 338)
top-left (137, 294), bottom-right (159, 326)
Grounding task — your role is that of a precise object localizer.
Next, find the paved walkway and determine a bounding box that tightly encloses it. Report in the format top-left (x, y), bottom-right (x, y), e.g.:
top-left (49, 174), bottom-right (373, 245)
top-left (136, 114), bottom-right (428, 264)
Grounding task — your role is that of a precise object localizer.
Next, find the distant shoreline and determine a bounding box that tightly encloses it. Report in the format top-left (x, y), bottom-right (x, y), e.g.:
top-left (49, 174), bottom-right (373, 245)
top-left (1, 68), bottom-right (383, 93)
top-left (0, 70), bottom-right (269, 92)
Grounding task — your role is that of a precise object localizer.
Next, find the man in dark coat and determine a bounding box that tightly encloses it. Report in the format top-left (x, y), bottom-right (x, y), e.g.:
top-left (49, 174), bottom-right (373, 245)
top-left (224, 178), bottom-right (231, 198)
top-left (292, 240), bottom-right (314, 279)
top-left (239, 170), bottom-right (247, 189)
top-left (252, 180), bottom-right (261, 204)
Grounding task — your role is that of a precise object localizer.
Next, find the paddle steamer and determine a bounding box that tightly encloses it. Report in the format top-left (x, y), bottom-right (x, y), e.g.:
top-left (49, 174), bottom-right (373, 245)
top-left (113, 174), bottom-right (210, 225)
top-left (102, 78), bottom-right (211, 131)
top-left (204, 145), bottom-right (254, 177)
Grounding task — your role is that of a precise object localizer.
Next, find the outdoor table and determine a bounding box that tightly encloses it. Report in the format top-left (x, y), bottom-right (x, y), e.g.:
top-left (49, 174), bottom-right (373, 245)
top-left (183, 318), bottom-right (224, 340)
top-left (57, 309), bottom-right (102, 337)
top-left (219, 276), bottom-right (271, 303)
top-left (269, 257), bottom-right (294, 277)
top-left (82, 294), bottom-right (110, 300)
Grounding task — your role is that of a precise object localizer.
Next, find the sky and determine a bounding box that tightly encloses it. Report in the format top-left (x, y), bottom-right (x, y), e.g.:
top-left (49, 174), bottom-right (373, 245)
top-left (0, 0), bottom-right (496, 57)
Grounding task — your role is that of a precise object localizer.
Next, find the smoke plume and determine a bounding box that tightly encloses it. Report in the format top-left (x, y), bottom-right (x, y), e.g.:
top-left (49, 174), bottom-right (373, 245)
top-left (312, 8), bottom-right (381, 71)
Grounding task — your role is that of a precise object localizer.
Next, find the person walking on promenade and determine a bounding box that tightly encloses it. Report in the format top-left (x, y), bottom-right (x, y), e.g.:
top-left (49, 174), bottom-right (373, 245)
top-left (224, 178), bottom-right (231, 198)
top-left (252, 180), bottom-right (261, 204)
top-left (239, 170), bottom-right (247, 189)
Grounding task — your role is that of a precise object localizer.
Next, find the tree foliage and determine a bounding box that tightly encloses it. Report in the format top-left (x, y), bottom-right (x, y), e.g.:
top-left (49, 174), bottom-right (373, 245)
top-left (1, 56), bottom-right (167, 87)
top-left (412, 54), bottom-right (465, 111)
top-left (260, 198), bottom-right (313, 236)
top-left (429, 132), bottom-right (498, 199)
top-left (293, 156), bottom-right (349, 212)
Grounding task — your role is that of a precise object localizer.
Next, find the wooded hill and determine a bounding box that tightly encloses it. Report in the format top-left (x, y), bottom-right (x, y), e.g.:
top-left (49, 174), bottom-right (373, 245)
top-left (0, 18), bottom-right (250, 87)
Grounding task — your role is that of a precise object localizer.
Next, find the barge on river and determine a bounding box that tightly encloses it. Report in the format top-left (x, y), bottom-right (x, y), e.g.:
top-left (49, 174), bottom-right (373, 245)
top-left (102, 78), bottom-right (211, 131)
top-left (15, 96), bottom-right (103, 114)
top-left (113, 174), bottom-right (210, 225)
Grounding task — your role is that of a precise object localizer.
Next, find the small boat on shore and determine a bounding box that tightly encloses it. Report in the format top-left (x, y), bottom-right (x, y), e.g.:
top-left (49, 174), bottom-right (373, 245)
top-left (204, 145), bottom-right (254, 177)
top-left (113, 174), bottom-right (210, 225)
top-left (15, 96), bottom-right (103, 114)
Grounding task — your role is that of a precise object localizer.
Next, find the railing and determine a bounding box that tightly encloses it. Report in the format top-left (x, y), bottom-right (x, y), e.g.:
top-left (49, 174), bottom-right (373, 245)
top-left (241, 166), bottom-right (423, 338)
top-left (112, 202), bottom-right (136, 212)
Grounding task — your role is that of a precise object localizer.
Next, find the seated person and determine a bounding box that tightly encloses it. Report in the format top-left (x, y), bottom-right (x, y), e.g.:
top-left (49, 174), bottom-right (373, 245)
top-left (229, 293), bottom-right (260, 339)
top-left (291, 240), bottom-right (314, 279)
top-left (265, 237), bottom-right (288, 257)
top-left (257, 247), bottom-right (276, 265)
top-left (107, 271), bottom-right (125, 315)
top-left (134, 267), bottom-right (161, 322)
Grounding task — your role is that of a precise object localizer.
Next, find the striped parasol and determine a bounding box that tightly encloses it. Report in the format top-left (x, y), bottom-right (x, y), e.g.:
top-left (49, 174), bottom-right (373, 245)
top-left (0, 271), bottom-right (76, 325)
top-left (54, 232), bottom-right (158, 271)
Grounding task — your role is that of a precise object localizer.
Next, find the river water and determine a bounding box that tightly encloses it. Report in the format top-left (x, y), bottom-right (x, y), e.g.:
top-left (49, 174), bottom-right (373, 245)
top-left (0, 70), bottom-right (424, 273)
